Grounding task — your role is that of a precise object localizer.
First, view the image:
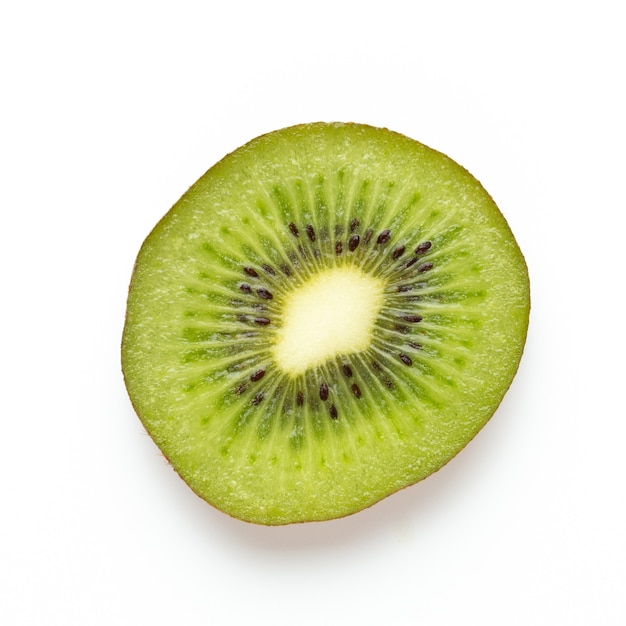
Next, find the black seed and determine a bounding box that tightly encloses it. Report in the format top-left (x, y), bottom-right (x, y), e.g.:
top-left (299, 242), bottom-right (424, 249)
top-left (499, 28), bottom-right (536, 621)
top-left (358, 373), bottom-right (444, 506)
top-left (250, 369), bottom-right (265, 382)
top-left (252, 392), bottom-right (264, 406)
top-left (415, 241), bottom-right (432, 254)
top-left (397, 284), bottom-right (412, 293)
top-left (383, 378), bottom-right (394, 390)
top-left (244, 266), bottom-right (258, 278)
top-left (351, 383), bottom-right (362, 398)
top-left (399, 353), bottom-right (412, 366)
top-left (363, 229), bottom-right (373, 245)
top-left (405, 257), bottom-right (418, 268)
top-left (408, 341), bottom-right (423, 350)
top-left (417, 262), bottom-right (434, 273)
top-left (254, 317), bottom-right (271, 325)
top-left (257, 288), bottom-right (273, 300)
top-left (319, 382), bottom-right (329, 401)
top-left (280, 264), bottom-right (292, 277)
top-left (236, 383), bottom-right (248, 395)
top-left (350, 218), bottom-right (360, 232)
top-left (306, 224), bottom-right (316, 242)
top-left (262, 264), bottom-right (276, 276)
top-left (237, 314), bottom-right (248, 323)
top-left (335, 240), bottom-right (343, 255)
top-left (296, 390), bottom-right (304, 406)
top-left (377, 230), bottom-right (391, 245)
top-left (329, 405), bottom-right (338, 420)
top-left (401, 314), bottom-right (423, 323)
top-left (240, 284), bottom-right (252, 293)
top-left (342, 363), bottom-right (353, 378)
top-left (289, 222), bottom-right (299, 237)
top-left (348, 234), bottom-right (360, 251)
top-left (371, 361), bottom-right (382, 372)
top-left (392, 245), bottom-right (405, 260)
top-left (394, 325), bottom-right (410, 334)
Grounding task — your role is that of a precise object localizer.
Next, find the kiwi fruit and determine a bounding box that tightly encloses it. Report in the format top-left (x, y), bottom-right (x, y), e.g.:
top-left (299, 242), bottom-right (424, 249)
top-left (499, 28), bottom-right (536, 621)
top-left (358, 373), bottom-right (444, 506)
top-left (122, 122), bottom-right (530, 525)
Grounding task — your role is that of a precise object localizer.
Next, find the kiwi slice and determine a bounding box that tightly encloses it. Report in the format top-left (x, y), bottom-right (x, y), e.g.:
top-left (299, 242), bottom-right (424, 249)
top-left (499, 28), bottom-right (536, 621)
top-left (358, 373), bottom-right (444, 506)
top-left (122, 122), bottom-right (530, 525)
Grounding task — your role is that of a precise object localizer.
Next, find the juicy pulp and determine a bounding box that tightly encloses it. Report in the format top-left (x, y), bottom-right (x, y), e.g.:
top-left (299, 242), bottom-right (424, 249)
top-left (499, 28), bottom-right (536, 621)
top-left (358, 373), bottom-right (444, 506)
top-left (122, 123), bottom-right (530, 525)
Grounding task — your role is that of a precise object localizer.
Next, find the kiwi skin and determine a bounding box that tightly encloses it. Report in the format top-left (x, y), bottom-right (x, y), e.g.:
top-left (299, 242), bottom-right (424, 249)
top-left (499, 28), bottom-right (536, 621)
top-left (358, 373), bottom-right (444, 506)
top-left (122, 122), bottom-right (530, 525)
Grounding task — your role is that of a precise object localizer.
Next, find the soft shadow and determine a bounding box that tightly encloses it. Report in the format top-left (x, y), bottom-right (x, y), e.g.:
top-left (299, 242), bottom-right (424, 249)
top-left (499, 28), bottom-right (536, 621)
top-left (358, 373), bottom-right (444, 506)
top-left (206, 476), bottom-right (441, 551)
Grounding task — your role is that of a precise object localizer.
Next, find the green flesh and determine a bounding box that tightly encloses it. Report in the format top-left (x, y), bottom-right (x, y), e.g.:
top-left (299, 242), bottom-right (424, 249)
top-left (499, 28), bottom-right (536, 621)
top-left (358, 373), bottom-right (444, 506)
top-left (122, 123), bottom-right (530, 525)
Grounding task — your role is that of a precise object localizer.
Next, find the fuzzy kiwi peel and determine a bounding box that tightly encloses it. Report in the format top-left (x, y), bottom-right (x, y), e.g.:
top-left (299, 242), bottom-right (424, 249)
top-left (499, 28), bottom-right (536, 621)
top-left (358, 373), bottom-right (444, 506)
top-left (122, 122), bottom-right (530, 525)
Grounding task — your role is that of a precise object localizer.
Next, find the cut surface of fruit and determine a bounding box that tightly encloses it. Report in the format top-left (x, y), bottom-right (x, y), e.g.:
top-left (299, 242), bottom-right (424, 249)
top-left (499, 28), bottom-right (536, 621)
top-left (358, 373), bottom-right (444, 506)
top-left (122, 122), bottom-right (530, 525)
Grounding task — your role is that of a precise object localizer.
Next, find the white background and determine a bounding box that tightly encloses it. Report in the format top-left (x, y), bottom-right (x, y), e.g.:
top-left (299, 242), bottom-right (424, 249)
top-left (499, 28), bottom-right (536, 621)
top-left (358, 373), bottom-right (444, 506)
top-left (2, 2), bottom-right (625, 625)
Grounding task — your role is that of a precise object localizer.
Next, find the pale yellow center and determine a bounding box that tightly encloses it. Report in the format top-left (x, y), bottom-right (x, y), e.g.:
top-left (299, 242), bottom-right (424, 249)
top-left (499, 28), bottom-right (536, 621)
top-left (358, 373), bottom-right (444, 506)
top-left (273, 266), bottom-right (385, 376)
